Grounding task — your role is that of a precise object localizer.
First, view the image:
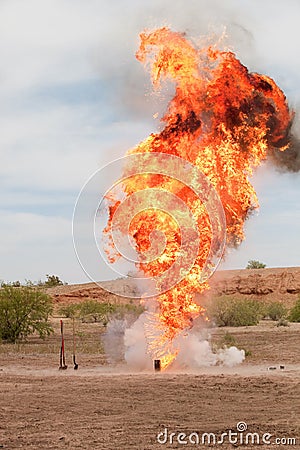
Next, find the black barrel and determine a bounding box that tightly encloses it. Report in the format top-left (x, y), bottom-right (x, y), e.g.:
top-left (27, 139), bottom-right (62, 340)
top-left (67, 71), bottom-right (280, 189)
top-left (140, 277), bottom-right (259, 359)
top-left (154, 359), bottom-right (161, 372)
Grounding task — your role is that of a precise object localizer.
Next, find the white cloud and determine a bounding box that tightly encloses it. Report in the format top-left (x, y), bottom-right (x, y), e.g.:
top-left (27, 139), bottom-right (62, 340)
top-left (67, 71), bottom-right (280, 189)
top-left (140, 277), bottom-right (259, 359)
top-left (0, 210), bottom-right (84, 282)
top-left (0, 0), bottom-right (300, 282)
top-left (0, 0), bottom-right (102, 93)
top-left (0, 103), bottom-right (152, 193)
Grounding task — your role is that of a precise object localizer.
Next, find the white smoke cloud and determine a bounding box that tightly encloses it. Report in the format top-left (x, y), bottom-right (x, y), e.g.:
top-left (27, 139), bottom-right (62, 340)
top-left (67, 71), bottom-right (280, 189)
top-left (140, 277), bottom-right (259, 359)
top-left (174, 333), bottom-right (245, 368)
top-left (102, 318), bottom-right (129, 364)
top-left (124, 313), bottom-right (153, 370)
top-left (104, 310), bottom-right (245, 371)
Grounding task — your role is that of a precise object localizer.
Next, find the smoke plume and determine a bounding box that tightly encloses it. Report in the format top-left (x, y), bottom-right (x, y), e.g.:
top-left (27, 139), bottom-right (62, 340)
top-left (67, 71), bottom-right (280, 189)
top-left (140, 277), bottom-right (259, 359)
top-left (269, 117), bottom-right (300, 172)
top-left (123, 312), bottom-right (245, 370)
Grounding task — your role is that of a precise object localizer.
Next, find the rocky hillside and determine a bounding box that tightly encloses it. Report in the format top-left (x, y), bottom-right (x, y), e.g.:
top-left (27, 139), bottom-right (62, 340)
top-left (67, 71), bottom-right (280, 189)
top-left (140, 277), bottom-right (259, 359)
top-left (207, 266), bottom-right (300, 307)
top-left (47, 267), bottom-right (300, 308)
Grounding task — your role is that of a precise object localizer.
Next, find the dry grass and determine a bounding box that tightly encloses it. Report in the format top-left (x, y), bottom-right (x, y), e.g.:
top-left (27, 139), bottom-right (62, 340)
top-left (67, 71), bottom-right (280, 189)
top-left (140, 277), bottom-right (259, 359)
top-left (1, 316), bottom-right (300, 367)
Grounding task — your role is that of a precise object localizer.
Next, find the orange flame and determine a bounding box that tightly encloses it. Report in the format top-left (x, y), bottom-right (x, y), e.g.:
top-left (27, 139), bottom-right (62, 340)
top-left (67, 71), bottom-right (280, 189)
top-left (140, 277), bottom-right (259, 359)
top-left (104, 28), bottom-right (292, 369)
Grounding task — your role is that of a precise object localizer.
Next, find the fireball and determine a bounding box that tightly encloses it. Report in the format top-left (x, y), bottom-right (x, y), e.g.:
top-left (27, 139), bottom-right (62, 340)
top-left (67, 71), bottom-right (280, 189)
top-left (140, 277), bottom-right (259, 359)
top-left (104, 28), bottom-right (292, 369)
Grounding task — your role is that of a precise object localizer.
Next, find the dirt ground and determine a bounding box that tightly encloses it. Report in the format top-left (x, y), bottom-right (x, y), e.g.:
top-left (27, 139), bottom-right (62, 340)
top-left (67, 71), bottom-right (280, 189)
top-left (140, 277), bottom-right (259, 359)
top-left (1, 321), bottom-right (299, 450)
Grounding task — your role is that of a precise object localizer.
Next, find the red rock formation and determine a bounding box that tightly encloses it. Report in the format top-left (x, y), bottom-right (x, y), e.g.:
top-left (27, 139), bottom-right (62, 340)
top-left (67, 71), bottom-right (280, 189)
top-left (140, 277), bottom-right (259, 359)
top-left (47, 267), bottom-right (300, 308)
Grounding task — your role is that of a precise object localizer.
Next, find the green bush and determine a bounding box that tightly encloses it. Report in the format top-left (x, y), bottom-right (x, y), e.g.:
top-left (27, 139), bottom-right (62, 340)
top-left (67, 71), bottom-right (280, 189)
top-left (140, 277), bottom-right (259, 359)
top-left (40, 274), bottom-right (66, 287)
top-left (57, 303), bottom-right (81, 319)
top-left (78, 300), bottom-right (116, 324)
top-left (265, 302), bottom-right (287, 321)
top-left (1, 275), bottom-right (67, 288)
top-left (111, 303), bottom-right (145, 319)
top-left (0, 286), bottom-right (53, 343)
top-left (208, 297), bottom-right (263, 327)
top-left (58, 300), bottom-right (144, 325)
top-left (289, 298), bottom-right (300, 323)
top-left (246, 260), bottom-right (266, 269)
top-left (1, 280), bottom-right (21, 287)
top-left (59, 300), bottom-right (117, 324)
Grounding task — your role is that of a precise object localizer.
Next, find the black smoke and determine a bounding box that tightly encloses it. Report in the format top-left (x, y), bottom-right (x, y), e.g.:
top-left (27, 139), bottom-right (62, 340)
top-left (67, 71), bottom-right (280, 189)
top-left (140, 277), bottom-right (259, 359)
top-left (268, 119), bottom-right (300, 172)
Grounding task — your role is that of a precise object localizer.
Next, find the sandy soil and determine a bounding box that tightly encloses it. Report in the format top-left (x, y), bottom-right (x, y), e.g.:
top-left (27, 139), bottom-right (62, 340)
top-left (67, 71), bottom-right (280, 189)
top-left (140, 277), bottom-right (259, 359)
top-left (1, 322), bottom-right (300, 449)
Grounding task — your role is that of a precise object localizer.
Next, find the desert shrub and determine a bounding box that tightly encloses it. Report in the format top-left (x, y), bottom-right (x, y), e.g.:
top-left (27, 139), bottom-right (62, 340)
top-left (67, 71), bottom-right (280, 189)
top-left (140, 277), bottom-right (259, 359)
top-left (58, 303), bottom-right (81, 319)
top-left (265, 302), bottom-right (288, 321)
top-left (58, 300), bottom-right (144, 325)
top-left (1, 275), bottom-right (67, 288)
top-left (80, 301), bottom-right (145, 324)
top-left (208, 297), bottom-right (263, 327)
top-left (78, 300), bottom-right (117, 324)
top-left (40, 274), bottom-right (66, 287)
top-left (1, 280), bottom-right (21, 287)
top-left (246, 260), bottom-right (266, 269)
top-left (289, 298), bottom-right (300, 322)
top-left (0, 286), bottom-right (53, 343)
top-left (111, 303), bottom-right (145, 319)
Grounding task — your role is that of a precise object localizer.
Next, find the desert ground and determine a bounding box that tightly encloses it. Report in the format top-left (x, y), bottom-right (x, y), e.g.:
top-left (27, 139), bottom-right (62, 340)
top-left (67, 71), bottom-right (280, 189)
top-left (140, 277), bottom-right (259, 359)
top-left (1, 317), bottom-right (299, 449)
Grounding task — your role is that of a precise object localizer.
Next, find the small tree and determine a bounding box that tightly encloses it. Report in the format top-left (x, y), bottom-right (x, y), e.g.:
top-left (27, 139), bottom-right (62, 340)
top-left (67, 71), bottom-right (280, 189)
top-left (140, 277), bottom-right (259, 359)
top-left (1, 280), bottom-right (21, 287)
top-left (289, 298), bottom-right (300, 323)
top-left (208, 297), bottom-right (263, 327)
top-left (44, 274), bottom-right (65, 287)
top-left (58, 303), bottom-right (81, 319)
top-left (0, 286), bottom-right (53, 343)
top-left (265, 302), bottom-right (287, 321)
top-left (78, 300), bottom-right (116, 324)
top-left (246, 260), bottom-right (266, 269)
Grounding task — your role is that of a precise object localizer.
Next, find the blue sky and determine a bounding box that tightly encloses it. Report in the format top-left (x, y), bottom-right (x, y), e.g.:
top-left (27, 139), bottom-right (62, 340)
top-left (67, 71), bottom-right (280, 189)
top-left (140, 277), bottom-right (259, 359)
top-left (0, 0), bottom-right (299, 284)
